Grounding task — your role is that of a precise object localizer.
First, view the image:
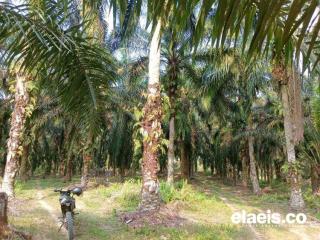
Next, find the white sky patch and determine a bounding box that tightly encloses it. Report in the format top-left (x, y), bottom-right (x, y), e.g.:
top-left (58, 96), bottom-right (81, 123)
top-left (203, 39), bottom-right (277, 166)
top-left (101, 2), bottom-right (114, 34)
top-left (308, 6), bottom-right (320, 32)
top-left (102, 1), bottom-right (151, 35)
top-left (11, 0), bottom-right (25, 5)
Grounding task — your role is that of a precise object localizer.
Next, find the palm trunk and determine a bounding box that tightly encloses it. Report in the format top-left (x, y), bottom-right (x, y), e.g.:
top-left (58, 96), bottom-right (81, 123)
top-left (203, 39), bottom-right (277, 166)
top-left (51, 159), bottom-right (56, 176)
top-left (270, 163), bottom-right (274, 182)
top-left (210, 159), bottom-right (214, 175)
top-left (272, 64), bottom-right (305, 210)
top-left (19, 144), bottom-right (30, 181)
top-left (1, 75), bottom-right (29, 197)
top-left (140, 19), bottom-right (162, 212)
top-left (59, 158), bottom-right (66, 177)
top-left (267, 163), bottom-right (271, 184)
top-left (81, 153), bottom-right (91, 188)
top-left (190, 127), bottom-right (196, 178)
top-left (203, 159), bottom-right (207, 173)
top-left (248, 116), bottom-right (261, 195)
top-left (167, 116), bottom-right (175, 184)
top-left (280, 84), bottom-right (305, 210)
top-left (166, 37), bottom-right (178, 184)
top-left (274, 159), bottom-right (283, 180)
top-left (180, 142), bottom-right (190, 181)
top-left (58, 144), bottom-right (66, 177)
top-left (241, 148), bottom-right (249, 187)
top-left (232, 165), bottom-right (237, 186)
top-left (65, 137), bottom-right (74, 182)
top-left (65, 156), bottom-right (73, 182)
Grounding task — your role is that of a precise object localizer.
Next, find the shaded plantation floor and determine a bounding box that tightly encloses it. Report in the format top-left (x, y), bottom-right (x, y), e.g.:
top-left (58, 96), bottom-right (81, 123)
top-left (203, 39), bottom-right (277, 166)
top-left (7, 175), bottom-right (320, 240)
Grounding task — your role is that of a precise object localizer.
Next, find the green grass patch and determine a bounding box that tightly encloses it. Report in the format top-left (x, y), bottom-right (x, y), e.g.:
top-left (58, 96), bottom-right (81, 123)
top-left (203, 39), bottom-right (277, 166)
top-left (11, 176), bottom-right (319, 239)
top-left (303, 188), bottom-right (320, 211)
top-left (160, 180), bottom-right (211, 203)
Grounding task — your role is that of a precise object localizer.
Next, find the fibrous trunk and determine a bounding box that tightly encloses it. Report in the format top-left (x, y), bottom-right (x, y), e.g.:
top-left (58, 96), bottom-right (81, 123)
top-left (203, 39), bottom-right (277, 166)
top-left (272, 64), bottom-right (305, 209)
top-left (0, 192), bottom-right (8, 227)
top-left (1, 75), bottom-right (29, 197)
top-left (232, 165), bottom-right (237, 186)
top-left (58, 146), bottom-right (66, 177)
top-left (274, 159), bottom-right (284, 181)
top-left (248, 116), bottom-right (261, 195)
top-left (81, 153), bottom-right (91, 188)
top-left (180, 141), bottom-right (190, 181)
top-left (65, 156), bottom-right (73, 182)
top-left (280, 81), bottom-right (305, 210)
top-left (140, 19), bottom-right (162, 212)
top-left (241, 147), bottom-right (249, 187)
top-left (167, 116), bottom-right (175, 184)
top-left (190, 127), bottom-right (196, 178)
top-left (19, 144), bottom-right (30, 181)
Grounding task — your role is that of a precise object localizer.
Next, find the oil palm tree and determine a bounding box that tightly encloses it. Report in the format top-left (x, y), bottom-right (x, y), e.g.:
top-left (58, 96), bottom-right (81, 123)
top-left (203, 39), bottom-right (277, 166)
top-left (1, 74), bottom-right (30, 196)
top-left (161, 22), bottom-right (196, 183)
top-left (0, 1), bottom-right (116, 196)
top-left (107, 0), bottom-right (320, 211)
top-left (300, 125), bottom-right (320, 195)
top-left (139, 19), bottom-right (163, 211)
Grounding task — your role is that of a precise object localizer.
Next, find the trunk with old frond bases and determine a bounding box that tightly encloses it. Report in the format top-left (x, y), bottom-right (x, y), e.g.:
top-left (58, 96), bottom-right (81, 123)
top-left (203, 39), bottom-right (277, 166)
top-left (248, 137), bottom-right (261, 194)
top-left (248, 116), bottom-right (261, 195)
top-left (58, 144), bottom-right (66, 177)
top-left (241, 147), bottom-right (249, 187)
top-left (19, 144), bottom-right (30, 182)
top-left (180, 141), bottom-right (190, 181)
top-left (81, 153), bottom-right (91, 188)
top-left (281, 83), bottom-right (305, 209)
top-left (167, 116), bottom-right (175, 184)
top-left (273, 64), bottom-right (305, 210)
top-left (139, 19), bottom-right (162, 212)
top-left (1, 75), bottom-right (29, 197)
top-left (65, 155), bottom-right (73, 182)
top-left (166, 38), bottom-right (178, 184)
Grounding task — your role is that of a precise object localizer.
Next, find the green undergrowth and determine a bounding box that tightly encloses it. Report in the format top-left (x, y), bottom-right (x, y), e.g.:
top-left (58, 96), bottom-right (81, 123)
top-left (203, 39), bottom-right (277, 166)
top-left (257, 180), bottom-right (320, 215)
top-left (10, 175), bottom-right (320, 239)
top-left (9, 176), bottom-right (251, 239)
top-left (303, 188), bottom-right (320, 219)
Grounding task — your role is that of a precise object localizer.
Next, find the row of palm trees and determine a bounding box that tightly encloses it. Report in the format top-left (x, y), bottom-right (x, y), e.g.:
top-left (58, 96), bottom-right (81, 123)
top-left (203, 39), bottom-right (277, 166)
top-left (0, 0), bottom-right (320, 214)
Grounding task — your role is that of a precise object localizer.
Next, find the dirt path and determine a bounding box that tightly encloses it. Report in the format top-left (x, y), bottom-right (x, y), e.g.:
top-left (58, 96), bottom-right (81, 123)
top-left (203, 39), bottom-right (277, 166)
top-left (35, 182), bottom-right (67, 236)
top-left (189, 177), bottom-right (264, 239)
top-left (217, 194), bottom-right (265, 240)
top-left (203, 179), bottom-right (320, 240)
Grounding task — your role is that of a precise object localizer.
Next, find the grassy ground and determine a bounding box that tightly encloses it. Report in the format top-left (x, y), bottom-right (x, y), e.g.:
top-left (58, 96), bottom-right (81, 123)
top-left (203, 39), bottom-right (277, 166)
top-left (195, 176), bottom-right (320, 239)
top-left (7, 174), bottom-right (320, 240)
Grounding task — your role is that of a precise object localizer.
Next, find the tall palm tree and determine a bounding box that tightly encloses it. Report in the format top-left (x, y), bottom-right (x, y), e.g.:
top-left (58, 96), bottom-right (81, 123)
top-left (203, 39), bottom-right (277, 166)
top-left (247, 113), bottom-right (261, 194)
top-left (161, 26), bottom-right (195, 183)
top-left (272, 63), bottom-right (305, 209)
top-left (139, 19), bottom-right (162, 211)
top-left (0, 1), bottom-right (116, 196)
top-left (108, 0), bottom-right (320, 211)
top-left (1, 74), bottom-right (29, 196)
